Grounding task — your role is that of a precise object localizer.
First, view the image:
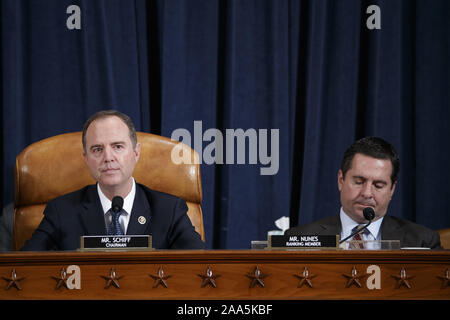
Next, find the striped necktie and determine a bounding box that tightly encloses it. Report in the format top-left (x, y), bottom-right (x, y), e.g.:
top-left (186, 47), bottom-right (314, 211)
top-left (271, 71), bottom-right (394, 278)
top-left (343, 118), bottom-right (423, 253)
top-left (108, 209), bottom-right (124, 235)
top-left (350, 225), bottom-right (369, 249)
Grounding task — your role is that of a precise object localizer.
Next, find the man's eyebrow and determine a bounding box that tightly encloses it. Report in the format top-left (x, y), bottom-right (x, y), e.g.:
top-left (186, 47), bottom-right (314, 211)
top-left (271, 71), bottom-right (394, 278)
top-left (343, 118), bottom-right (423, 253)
top-left (352, 175), bottom-right (388, 184)
top-left (111, 141), bottom-right (126, 145)
top-left (88, 141), bottom-right (126, 151)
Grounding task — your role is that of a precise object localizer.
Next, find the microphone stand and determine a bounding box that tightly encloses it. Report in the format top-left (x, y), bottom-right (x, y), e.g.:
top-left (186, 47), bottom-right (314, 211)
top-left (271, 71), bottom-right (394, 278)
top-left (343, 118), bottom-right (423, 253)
top-left (339, 220), bottom-right (372, 244)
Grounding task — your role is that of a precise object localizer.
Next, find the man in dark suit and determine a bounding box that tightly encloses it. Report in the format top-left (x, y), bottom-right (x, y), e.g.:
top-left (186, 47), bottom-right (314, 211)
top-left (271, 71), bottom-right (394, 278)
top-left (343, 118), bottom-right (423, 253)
top-left (22, 110), bottom-right (204, 250)
top-left (285, 137), bottom-right (441, 249)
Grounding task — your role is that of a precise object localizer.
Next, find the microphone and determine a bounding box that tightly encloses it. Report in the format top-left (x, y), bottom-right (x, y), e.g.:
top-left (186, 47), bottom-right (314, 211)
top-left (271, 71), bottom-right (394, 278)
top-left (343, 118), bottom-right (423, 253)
top-left (111, 196), bottom-right (124, 233)
top-left (363, 206), bottom-right (375, 221)
top-left (111, 196), bottom-right (124, 213)
top-left (339, 207), bottom-right (375, 244)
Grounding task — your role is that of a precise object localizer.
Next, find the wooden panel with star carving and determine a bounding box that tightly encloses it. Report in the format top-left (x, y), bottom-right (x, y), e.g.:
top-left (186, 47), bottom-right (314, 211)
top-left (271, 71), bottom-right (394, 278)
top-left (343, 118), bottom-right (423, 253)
top-left (0, 250), bottom-right (449, 300)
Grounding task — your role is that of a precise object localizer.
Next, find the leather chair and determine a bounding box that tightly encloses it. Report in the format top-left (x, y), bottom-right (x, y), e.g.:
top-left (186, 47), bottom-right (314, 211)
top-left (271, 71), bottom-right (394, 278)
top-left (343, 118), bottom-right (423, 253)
top-left (437, 228), bottom-right (450, 249)
top-left (14, 131), bottom-right (204, 250)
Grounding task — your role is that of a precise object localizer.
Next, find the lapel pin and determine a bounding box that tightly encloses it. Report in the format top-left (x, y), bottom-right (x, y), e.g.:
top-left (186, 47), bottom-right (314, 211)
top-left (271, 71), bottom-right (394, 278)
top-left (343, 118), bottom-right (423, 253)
top-left (138, 216), bottom-right (146, 225)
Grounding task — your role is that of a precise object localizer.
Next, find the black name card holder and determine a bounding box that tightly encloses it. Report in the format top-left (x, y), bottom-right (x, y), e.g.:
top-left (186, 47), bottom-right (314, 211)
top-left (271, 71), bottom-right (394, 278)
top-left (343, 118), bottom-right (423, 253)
top-left (267, 235), bottom-right (340, 250)
top-left (79, 235), bottom-right (153, 251)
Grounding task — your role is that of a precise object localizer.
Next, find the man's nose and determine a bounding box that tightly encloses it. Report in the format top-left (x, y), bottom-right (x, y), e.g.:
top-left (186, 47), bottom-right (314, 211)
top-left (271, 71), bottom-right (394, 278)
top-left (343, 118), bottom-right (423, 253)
top-left (361, 182), bottom-right (373, 198)
top-left (103, 146), bottom-right (114, 162)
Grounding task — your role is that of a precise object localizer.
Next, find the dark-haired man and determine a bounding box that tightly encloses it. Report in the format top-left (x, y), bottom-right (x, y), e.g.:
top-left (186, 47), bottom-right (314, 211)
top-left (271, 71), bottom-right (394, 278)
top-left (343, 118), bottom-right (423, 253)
top-left (22, 110), bottom-right (204, 250)
top-left (285, 137), bottom-right (441, 249)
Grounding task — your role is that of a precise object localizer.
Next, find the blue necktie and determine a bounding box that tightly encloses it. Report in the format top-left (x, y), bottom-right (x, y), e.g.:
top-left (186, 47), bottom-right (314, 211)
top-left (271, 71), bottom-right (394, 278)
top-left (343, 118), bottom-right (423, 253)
top-left (108, 209), bottom-right (124, 235)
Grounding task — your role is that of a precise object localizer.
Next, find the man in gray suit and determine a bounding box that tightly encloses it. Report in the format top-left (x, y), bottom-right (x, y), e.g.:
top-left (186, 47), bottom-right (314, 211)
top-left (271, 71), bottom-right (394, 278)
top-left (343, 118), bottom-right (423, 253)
top-left (285, 137), bottom-right (441, 249)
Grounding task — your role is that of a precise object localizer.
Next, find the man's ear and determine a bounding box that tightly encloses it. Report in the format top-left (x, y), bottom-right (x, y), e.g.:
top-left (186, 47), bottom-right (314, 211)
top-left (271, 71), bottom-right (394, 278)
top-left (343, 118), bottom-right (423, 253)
top-left (338, 169), bottom-right (344, 192)
top-left (390, 180), bottom-right (397, 197)
top-left (134, 142), bottom-right (141, 162)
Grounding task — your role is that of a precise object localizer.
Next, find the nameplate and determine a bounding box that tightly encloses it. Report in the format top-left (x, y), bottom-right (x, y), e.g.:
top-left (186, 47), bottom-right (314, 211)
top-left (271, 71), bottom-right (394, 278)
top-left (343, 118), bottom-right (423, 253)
top-left (79, 235), bottom-right (152, 251)
top-left (268, 235), bottom-right (339, 249)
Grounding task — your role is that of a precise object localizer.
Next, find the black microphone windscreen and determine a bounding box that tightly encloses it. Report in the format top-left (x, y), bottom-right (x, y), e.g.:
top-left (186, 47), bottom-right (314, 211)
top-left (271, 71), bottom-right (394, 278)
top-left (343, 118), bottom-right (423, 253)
top-left (363, 207), bottom-right (375, 221)
top-left (111, 196), bottom-right (124, 213)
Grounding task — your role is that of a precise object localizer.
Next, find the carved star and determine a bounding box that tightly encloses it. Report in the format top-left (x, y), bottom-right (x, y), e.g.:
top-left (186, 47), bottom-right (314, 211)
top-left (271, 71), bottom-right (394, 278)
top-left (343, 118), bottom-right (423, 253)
top-left (150, 267), bottom-right (171, 288)
top-left (246, 266), bottom-right (268, 288)
top-left (198, 266), bottom-right (221, 288)
top-left (343, 266), bottom-right (367, 288)
top-left (2, 269), bottom-right (26, 290)
top-left (51, 268), bottom-right (70, 290)
top-left (294, 266), bottom-right (317, 288)
top-left (101, 268), bottom-right (124, 289)
top-left (437, 268), bottom-right (450, 289)
top-left (391, 267), bottom-right (415, 289)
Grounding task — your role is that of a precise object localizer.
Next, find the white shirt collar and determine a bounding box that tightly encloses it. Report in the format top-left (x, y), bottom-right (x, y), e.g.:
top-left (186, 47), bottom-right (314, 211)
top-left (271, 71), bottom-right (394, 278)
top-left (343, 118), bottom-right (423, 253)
top-left (97, 178), bottom-right (136, 216)
top-left (339, 207), bottom-right (383, 241)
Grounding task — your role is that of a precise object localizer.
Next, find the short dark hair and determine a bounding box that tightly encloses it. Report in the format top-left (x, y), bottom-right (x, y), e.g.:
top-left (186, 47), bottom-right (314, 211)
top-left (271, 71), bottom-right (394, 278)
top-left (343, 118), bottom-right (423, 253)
top-left (82, 110), bottom-right (137, 153)
top-left (340, 136), bottom-right (400, 186)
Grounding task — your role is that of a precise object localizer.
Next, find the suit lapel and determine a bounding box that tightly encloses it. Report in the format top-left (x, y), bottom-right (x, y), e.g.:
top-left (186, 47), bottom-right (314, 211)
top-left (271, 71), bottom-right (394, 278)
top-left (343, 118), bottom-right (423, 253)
top-left (380, 216), bottom-right (401, 241)
top-left (126, 184), bottom-right (152, 235)
top-left (79, 185), bottom-right (108, 235)
top-left (319, 216), bottom-right (342, 235)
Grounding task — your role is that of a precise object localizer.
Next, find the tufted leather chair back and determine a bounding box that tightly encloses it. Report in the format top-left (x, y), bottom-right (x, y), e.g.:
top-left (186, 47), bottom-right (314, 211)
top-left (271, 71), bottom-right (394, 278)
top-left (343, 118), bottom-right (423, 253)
top-left (14, 131), bottom-right (204, 250)
top-left (437, 228), bottom-right (450, 249)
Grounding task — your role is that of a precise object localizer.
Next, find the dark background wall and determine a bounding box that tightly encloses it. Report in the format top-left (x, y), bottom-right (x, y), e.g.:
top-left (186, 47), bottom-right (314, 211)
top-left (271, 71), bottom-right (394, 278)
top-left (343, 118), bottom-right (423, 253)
top-left (1, 0), bottom-right (449, 249)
